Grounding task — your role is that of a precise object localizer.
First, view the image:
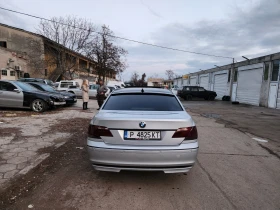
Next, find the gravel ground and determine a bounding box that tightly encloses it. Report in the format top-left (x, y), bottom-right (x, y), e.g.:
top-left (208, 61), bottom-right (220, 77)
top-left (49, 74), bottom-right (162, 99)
top-left (0, 100), bottom-right (97, 190)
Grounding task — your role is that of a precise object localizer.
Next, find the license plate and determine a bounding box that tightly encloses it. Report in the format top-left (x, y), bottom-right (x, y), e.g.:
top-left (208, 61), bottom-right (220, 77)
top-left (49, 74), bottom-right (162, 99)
top-left (124, 130), bottom-right (161, 140)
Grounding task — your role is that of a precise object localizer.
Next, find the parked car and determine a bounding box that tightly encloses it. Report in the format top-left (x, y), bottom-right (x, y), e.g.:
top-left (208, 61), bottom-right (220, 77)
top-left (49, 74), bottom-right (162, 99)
top-left (171, 85), bottom-right (180, 95)
top-left (18, 78), bottom-right (55, 87)
top-left (56, 80), bottom-right (80, 91)
top-left (107, 85), bottom-right (117, 92)
top-left (87, 87), bottom-right (198, 173)
top-left (107, 81), bottom-right (126, 88)
top-left (0, 80), bottom-right (66, 112)
top-left (67, 85), bottom-right (98, 98)
top-left (177, 86), bottom-right (183, 97)
top-left (180, 86), bottom-right (217, 100)
top-left (27, 82), bottom-right (77, 105)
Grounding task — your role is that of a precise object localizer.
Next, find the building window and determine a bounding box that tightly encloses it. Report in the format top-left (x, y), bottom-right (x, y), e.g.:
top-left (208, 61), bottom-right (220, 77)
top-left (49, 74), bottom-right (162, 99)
top-left (272, 60), bottom-right (279, 81)
top-left (227, 69), bottom-right (231, 82)
top-left (20, 71), bottom-right (24, 78)
top-left (0, 41), bottom-right (7, 48)
top-left (10, 71), bottom-right (15, 76)
top-left (45, 69), bottom-right (48, 76)
top-left (1, 70), bottom-right (7, 76)
top-left (234, 69), bottom-right (238, 82)
top-left (264, 62), bottom-right (269, 81)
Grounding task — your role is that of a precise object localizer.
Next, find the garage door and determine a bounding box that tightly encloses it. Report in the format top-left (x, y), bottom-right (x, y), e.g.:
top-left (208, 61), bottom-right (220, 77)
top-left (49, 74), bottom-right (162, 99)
top-left (200, 75), bottom-right (209, 90)
top-left (190, 77), bottom-right (196, 86)
top-left (236, 67), bottom-right (263, 106)
top-left (214, 73), bottom-right (227, 100)
top-left (277, 83), bottom-right (280, 109)
top-left (183, 79), bottom-right (188, 85)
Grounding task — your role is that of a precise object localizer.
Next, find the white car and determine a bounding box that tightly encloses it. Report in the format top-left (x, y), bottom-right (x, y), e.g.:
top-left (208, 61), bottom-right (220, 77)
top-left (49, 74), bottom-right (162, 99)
top-left (67, 84), bottom-right (98, 98)
top-left (171, 85), bottom-right (180, 95)
top-left (107, 81), bottom-right (126, 88)
top-left (56, 80), bottom-right (80, 91)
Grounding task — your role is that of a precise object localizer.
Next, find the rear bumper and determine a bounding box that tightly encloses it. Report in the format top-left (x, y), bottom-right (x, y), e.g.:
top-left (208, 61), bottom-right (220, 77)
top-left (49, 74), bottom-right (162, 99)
top-left (87, 140), bottom-right (198, 173)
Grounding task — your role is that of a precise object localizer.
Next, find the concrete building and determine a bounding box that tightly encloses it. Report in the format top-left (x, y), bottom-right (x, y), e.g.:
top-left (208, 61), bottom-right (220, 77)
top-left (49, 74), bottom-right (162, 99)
top-left (0, 23), bottom-right (116, 82)
top-left (174, 52), bottom-right (280, 109)
top-left (0, 47), bottom-right (28, 80)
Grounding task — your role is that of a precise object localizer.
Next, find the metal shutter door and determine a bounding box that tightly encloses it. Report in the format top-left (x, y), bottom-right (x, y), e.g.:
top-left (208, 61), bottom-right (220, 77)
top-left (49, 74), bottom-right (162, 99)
top-left (183, 79), bottom-right (188, 85)
top-left (214, 74), bottom-right (227, 100)
top-left (190, 77), bottom-right (196, 86)
top-left (200, 76), bottom-right (209, 90)
top-left (277, 83), bottom-right (280, 109)
top-left (236, 68), bottom-right (263, 106)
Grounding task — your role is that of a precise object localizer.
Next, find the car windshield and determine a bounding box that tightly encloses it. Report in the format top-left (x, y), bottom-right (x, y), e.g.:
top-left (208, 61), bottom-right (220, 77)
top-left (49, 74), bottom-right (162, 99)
top-left (14, 81), bottom-right (39, 92)
top-left (40, 84), bottom-right (56, 92)
top-left (103, 94), bottom-right (183, 111)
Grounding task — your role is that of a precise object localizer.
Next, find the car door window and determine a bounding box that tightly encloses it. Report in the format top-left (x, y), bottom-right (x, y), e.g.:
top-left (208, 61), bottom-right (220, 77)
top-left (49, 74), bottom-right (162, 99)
top-left (0, 81), bottom-right (17, 91)
top-left (192, 87), bottom-right (198, 91)
top-left (198, 87), bottom-right (205, 91)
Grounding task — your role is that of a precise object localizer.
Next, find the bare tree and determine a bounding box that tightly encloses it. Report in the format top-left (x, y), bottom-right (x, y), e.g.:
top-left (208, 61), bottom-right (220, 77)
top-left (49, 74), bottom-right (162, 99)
top-left (85, 25), bottom-right (128, 80)
top-left (36, 16), bottom-right (95, 80)
top-left (130, 71), bottom-right (139, 85)
top-left (165, 69), bottom-right (175, 80)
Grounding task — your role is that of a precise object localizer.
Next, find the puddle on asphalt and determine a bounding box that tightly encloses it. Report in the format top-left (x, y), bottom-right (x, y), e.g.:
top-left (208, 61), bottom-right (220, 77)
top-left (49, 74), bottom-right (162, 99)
top-left (201, 113), bottom-right (221, 119)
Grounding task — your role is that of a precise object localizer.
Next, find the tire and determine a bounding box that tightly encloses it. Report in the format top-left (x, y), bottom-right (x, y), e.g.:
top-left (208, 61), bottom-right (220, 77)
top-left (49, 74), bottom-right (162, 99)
top-left (31, 99), bottom-right (46, 112)
top-left (208, 95), bottom-right (215, 101)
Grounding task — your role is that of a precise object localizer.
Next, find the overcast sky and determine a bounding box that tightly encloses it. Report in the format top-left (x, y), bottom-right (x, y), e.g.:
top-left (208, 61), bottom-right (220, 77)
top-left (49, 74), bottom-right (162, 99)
top-left (0, 0), bottom-right (280, 81)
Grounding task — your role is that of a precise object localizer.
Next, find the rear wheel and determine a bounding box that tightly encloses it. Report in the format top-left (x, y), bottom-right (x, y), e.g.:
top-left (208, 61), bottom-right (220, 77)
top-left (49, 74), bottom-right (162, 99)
top-left (208, 95), bottom-right (215, 101)
top-left (186, 95), bottom-right (192, 101)
top-left (31, 99), bottom-right (46, 112)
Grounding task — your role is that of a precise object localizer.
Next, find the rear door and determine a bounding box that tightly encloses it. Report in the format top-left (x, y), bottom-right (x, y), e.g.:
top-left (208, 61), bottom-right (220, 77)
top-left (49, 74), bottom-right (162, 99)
top-left (191, 87), bottom-right (199, 97)
top-left (0, 81), bottom-right (23, 107)
top-left (197, 87), bottom-right (206, 98)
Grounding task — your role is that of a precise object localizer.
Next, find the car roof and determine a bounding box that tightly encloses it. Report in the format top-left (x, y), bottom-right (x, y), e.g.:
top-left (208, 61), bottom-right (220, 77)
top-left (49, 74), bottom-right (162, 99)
top-left (112, 87), bottom-right (173, 95)
top-left (19, 78), bottom-right (44, 80)
top-left (27, 82), bottom-right (47, 86)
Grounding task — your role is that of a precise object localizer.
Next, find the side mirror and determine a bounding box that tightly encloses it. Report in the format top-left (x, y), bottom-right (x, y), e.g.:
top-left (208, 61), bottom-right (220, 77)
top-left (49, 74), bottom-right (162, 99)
top-left (14, 89), bottom-right (21, 93)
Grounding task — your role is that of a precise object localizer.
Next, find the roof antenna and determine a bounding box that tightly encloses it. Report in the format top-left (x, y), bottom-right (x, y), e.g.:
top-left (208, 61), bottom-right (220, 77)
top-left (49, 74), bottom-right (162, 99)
top-left (141, 88), bottom-right (144, 93)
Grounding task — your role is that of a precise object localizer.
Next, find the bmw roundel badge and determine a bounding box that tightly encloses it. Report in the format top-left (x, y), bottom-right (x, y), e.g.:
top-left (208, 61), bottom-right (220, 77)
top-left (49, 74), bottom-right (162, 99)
top-left (139, 121), bottom-right (146, 128)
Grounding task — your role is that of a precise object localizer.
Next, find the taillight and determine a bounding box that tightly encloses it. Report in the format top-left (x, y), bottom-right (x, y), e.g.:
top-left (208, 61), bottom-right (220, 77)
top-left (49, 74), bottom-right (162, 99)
top-left (172, 126), bottom-right (198, 140)
top-left (88, 125), bottom-right (113, 138)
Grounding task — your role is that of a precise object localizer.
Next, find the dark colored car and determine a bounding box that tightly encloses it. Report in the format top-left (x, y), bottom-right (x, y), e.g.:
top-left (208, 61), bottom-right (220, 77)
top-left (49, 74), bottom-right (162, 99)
top-left (27, 82), bottom-right (77, 105)
top-left (18, 78), bottom-right (55, 87)
top-left (0, 80), bottom-right (66, 112)
top-left (180, 86), bottom-right (217, 100)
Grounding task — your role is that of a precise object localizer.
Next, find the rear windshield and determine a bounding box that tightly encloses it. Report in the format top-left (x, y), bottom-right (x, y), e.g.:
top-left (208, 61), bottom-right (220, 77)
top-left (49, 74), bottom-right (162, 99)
top-left (103, 94), bottom-right (183, 111)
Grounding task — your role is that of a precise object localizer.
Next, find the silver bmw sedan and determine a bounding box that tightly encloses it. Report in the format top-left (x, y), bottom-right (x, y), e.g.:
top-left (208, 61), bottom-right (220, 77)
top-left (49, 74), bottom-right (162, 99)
top-left (87, 87), bottom-right (198, 173)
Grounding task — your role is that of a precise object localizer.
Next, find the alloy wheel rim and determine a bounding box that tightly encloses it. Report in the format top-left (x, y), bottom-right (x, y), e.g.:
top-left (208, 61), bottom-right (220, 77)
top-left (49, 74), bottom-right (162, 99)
top-left (33, 101), bottom-right (43, 111)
